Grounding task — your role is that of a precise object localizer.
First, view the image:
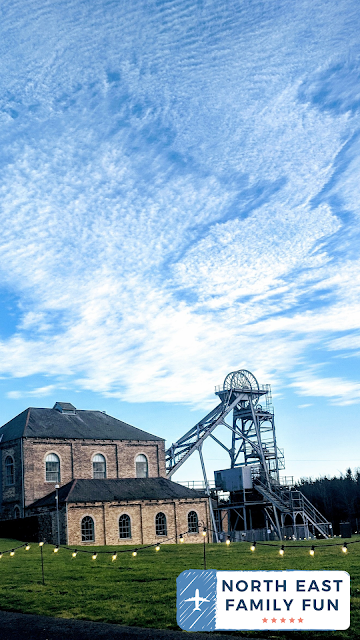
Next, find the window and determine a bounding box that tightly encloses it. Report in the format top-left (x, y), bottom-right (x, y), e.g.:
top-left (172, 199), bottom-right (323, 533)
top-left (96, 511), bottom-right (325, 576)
top-left (155, 512), bottom-right (167, 537)
top-left (188, 510), bottom-right (199, 533)
top-left (14, 506), bottom-right (21, 519)
top-left (5, 456), bottom-right (14, 486)
top-left (45, 453), bottom-right (60, 483)
top-left (93, 453), bottom-right (106, 479)
top-left (119, 514), bottom-right (131, 539)
top-left (81, 516), bottom-right (95, 542)
top-left (136, 454), bottom-right (148, 478)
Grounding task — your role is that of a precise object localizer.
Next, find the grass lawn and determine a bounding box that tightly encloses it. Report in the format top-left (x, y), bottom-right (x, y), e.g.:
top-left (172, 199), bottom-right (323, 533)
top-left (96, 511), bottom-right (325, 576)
top-left (0, 536), bottom-right (359, 639)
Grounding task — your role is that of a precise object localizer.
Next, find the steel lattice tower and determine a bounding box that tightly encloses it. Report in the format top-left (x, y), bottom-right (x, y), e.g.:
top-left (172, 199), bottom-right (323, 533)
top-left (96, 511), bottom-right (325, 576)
top-left (166, 369), bottom-right (331, 541)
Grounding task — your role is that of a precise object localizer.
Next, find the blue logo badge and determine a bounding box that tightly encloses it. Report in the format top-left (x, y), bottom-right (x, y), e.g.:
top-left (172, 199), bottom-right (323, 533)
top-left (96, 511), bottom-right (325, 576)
top-left (177, 570), bottom-right (217, 631)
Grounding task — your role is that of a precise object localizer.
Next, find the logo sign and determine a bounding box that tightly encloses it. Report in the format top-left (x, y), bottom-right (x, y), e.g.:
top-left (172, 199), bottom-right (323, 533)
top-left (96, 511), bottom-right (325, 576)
top-left (177, 570), bottom-right (350, 631)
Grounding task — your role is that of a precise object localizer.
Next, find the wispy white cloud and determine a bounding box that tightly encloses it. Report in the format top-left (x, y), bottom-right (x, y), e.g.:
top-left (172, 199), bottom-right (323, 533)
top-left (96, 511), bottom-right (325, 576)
top-left (7, 385), bottom-right (56, 400)
top-left (329, 334), bottom-right (360, 351)
top-left (0, 0), bottom-right (359, 410)
top-left (290, 370), bottom-right (360, 405)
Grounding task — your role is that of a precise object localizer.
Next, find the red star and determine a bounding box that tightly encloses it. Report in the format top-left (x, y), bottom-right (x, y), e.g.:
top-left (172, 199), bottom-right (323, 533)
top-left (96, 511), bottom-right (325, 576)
top-left (280, 618), bottom-right (286, 623)
top-left (262, 618), bottom-right (268, 623)
top-left (271, 618), bottom-right (277, 623)
top-left (298, 618), bottom-right (304, 623)
top-left (289, 618), bottom-right (295, 623)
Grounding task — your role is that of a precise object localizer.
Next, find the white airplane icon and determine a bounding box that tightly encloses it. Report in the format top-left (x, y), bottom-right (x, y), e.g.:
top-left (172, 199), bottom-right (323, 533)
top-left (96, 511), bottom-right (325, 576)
top-left (185, 588), bottom-right (210, 611)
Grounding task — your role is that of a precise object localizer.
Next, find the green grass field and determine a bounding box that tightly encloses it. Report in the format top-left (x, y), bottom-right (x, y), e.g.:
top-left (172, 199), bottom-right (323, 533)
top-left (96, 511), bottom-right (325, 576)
top-left (0, 536), bottom-right (359, 639)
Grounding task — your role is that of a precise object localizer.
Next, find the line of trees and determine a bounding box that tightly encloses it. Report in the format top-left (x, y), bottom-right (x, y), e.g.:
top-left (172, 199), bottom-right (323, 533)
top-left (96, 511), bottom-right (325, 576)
top-left (296, 468), bottom-right (360, 535)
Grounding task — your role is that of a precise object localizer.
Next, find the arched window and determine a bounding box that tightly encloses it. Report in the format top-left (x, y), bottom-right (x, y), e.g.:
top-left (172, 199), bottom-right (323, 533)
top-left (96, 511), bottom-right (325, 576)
top-left (81, 516), bottom-right (95, 542)
top-left (45, 453), bottom-right (60, 483)
top-left (5, 456), bottom-right (14, 486)
top-left (155, 512), bottom-right (167, 536)
top-left (14, 506), bottom-right (21, 519)
top-left (136, 454), bottom-right (148, 478)
top-left (119, 514), bottom-right (131, 539)
top-left (188, 510), bottom-right (199, 533)
top-left (93, 453), bottom-right (106, 479)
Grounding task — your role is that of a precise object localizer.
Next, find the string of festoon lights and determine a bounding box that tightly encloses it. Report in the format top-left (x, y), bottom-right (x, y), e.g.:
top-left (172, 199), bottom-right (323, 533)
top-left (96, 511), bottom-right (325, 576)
top-left (0, 533), bottom-right (357, 561)
top-left (0, 530), bottom-right (196, 561)
top-left (247, 539), bottom-right (354, 555)
top-left (0, 523), bottom-right (209, 563)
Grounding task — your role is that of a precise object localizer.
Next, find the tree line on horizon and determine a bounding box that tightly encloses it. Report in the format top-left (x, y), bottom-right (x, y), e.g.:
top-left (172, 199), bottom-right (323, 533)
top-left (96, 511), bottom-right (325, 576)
top-left (296, 468), bottom-right (360, 535)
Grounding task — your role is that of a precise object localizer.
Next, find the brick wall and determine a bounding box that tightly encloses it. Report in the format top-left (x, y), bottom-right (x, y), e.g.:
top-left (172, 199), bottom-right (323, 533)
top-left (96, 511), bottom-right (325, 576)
top-left (1, 440), bottom-right (23, 518)
top-left (24, 506), bottom-right (68, 544)
top-left (23, 438), bottom-right (166, 505)
top-left (66, 498), bottom-right (209, 546)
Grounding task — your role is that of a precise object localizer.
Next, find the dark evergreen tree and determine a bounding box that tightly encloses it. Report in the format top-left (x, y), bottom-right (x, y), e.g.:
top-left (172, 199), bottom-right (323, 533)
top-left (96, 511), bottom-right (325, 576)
top-left (295, 469), bottom-right (360, 535)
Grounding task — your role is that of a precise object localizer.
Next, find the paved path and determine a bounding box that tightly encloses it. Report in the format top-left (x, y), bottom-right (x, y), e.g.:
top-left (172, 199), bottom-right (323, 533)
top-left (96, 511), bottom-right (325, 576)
top-left (0, 610), bottom-right (261, 640)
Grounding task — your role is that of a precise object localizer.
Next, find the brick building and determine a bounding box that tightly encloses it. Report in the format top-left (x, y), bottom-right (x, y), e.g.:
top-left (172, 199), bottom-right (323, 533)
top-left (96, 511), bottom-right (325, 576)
top-left (0, 402), bottom-right (209, 545)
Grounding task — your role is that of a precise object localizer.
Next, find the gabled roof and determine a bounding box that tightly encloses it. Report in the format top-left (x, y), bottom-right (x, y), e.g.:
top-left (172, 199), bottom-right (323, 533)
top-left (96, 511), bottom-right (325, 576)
top-left (53, 402), bottom-right (76, 413)
top-left (0, 407), bottom-right (163, 443)
top-left (28, 478), bottom-right (206, 507)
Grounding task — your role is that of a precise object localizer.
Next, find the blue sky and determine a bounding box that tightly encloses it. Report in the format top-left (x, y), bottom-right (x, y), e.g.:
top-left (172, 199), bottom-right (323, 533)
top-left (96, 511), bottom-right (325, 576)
top-left (1, 0), bottom-right (360, 483)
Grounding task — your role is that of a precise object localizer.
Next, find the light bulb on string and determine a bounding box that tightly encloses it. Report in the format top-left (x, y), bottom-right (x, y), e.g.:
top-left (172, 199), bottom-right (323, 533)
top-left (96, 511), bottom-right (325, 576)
top-left (202, 529), bottom-right (207, 537)
top-left (250, 542), bottom-right (256, 552)
top-left (179, 535), bottom-right (184, 543)
top-left (72, 550), bottom-right (77, 558)
top-left (39, 541), bottom-right (44, 547)
top-left (0, 552), bottom-right (2, 559)
top-left (279, 545), bottom-right (285, 556)
top-left (25, 544), bottom-right (30, 551)
top-left (10, 549), bottom-right (15, 557)
top-left (155, 546), bottom-right (160, 551)
top-left (226, 539), bottom-right (230, 546)
top-left (342, 543), bottom-right (348, 554)
top-left (132, 551), bottom-right (137, 557)
top-left (54, 546), bottom-right (59, 553)
top-left (112, 553), bottom-right (117, 562)
top-left (309, 545), bottom-right (315, 556)
top-left (92, 553), bottom-right (98, 560)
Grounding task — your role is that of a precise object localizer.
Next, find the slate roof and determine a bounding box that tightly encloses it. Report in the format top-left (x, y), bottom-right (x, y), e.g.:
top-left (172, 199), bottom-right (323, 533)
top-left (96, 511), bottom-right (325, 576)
top-left (0, 407), bottom-right (163, 443)
top-left (28, 478), bottom-right (206, 508)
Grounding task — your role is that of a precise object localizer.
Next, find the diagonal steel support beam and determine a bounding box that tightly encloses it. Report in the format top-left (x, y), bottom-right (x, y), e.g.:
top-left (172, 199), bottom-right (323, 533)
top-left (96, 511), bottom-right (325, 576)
top-left (166, 393), bottom-right (243, 478)
top-left (209, 432), bottom-right (231, 454)
top-left (199, 446), bottom-right (219, 543)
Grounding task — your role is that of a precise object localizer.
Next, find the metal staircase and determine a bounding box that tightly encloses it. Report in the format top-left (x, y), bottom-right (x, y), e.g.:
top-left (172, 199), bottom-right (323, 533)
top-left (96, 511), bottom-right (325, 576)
top-left (254, 478), bottom-right (331, 539)
top-left (254, 478), bottom-right (290, 512)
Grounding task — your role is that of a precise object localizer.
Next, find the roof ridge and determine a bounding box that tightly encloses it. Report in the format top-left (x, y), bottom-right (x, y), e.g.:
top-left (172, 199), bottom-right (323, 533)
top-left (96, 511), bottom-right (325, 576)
top-left (23, 408), bottom-right (31, 437)
top-left (66, 478), bottom-right (78, 502)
